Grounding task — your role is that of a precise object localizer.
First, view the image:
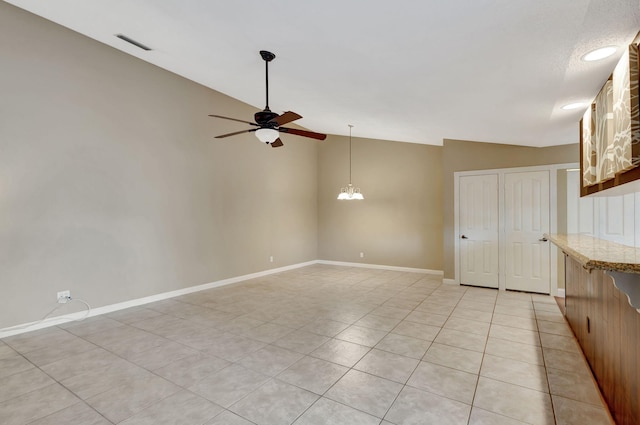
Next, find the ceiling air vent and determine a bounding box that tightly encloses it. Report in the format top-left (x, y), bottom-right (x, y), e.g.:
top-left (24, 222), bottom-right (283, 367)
top-left (115, 34), bottom-right (151, 51)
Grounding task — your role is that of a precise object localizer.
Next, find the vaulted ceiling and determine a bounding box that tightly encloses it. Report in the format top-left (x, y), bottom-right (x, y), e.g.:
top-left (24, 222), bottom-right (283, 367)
top-left (5, 0), bottom-right (640, 146)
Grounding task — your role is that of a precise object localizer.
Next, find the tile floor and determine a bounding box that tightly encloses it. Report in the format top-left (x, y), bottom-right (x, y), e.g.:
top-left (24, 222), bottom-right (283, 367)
top-left (0, 265), bottom-right (614, 424)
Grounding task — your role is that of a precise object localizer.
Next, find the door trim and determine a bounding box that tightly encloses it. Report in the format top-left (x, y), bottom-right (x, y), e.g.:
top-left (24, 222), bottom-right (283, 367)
top-left (454, 162), bottom-right (578, 296)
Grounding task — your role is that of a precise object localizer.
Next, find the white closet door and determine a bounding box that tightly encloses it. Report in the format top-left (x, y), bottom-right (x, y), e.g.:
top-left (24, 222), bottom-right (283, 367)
top-left (504, 170), bottom-right (551, 294)
top-left (459, 174), bottom-right (499, 288)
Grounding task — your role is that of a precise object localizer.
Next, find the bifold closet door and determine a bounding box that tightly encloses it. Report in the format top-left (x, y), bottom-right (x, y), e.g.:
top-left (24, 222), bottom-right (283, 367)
top-left (459, 174), bottom-right (499, 288)
top-left (504, 170), bottom-right (550, 294)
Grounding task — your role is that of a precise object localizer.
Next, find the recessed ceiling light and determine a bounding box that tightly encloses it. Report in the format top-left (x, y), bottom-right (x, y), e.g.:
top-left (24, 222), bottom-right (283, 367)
top-left (561, 102), bottom-right (588, 110)
top-left (581, 46), bottom-right (617, 62)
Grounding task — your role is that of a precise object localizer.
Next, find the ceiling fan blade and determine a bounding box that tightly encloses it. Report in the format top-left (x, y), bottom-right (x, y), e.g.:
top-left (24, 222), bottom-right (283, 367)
top-left (215, 129), bottom-right (257, 138)
top-left (270, 138), bottom-right (284, 148)
top-left (279, 127), bottom-right (327, 140)
top-left (208, 114), bottom-right (258, 126)
top-left (272, 111), bottom-right (302, 126)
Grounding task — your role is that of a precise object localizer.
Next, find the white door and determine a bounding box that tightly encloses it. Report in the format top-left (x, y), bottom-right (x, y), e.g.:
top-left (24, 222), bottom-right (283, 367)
top-left (459, 174), bottom-right (499, 288)
top-left (504, 170), bottom-right (550, 294)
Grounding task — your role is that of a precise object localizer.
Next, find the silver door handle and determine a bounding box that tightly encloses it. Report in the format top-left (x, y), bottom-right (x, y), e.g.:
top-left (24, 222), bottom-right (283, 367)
top-left (539, 237), bottom-right (548, 242)
top-left (461, 235), bottom-right (468, 239)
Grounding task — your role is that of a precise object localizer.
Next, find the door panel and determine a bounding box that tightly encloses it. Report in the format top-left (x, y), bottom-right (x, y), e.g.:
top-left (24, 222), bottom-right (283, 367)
top-left (505, 170), bottom-right (550, 294)
top-left (459, 174), bottom-right (499, 288)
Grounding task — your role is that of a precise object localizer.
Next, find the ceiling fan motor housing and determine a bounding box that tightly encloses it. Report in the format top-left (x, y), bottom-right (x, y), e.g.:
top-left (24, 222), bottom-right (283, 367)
top-left (254, 110), bottom-right (279, 126)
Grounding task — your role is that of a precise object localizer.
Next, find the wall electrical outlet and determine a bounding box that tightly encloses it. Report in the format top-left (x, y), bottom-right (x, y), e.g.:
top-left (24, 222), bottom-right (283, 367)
top-left (57, 290), bottom-right (71, 303)
top-left (360, 252), bottom-right (364, 258)
top-left (269, 256), bottom-right (274, 263)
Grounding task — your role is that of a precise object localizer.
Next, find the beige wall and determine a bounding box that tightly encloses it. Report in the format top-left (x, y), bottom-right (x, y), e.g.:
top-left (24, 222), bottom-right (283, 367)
top-left (318, 136), bottom-right (443, 270)
top-left (442, 139), bottom-right (579, 279)
top-left (0, 3), bottom-right (318, 328)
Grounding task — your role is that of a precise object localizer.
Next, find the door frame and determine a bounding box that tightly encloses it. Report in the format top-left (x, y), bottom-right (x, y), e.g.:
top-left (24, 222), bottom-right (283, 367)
top-left (454, 162), bottom-right (577, 296)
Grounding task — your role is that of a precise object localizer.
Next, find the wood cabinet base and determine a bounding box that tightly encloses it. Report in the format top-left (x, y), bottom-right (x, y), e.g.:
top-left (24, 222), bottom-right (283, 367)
top-left (565, 255), bottom-right (639, 425)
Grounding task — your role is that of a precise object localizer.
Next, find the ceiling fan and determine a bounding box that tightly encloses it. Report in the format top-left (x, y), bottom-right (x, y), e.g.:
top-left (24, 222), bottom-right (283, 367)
top-left (209, 50), bottom-right (327, 148)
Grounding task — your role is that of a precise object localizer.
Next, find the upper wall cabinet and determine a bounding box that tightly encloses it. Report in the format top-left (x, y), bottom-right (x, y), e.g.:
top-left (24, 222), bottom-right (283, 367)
top-left (581, 33), bottom-right (640, 196)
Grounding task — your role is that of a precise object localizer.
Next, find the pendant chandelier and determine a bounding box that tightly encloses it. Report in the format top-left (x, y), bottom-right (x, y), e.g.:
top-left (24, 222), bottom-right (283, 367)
top-left (337, 125), bottom-right (364, 200)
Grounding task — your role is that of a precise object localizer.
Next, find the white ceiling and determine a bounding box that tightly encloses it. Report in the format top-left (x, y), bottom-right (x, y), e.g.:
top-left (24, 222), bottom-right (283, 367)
top-left (5, 0), bottom-right (640, 146)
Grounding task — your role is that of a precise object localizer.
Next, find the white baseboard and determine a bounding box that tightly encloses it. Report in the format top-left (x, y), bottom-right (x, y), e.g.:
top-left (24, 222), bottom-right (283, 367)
top-left (557, 288), bottom-right (565, 298)
top-left (0, 261), bottom-right (316, 338)
top-left (443, 278), bottom-right (458, 285)
top-left (1, 260), bottom-right (445, 337)
top-left (316, 260), bottom-right (443, 276)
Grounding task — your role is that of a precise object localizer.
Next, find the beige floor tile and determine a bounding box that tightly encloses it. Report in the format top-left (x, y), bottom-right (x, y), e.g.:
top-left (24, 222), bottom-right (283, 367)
top-left (385, 385), bottom-right (471, 425)
top-left (127, 340), bottom-right (200, 371)
top-left (58, 316), bottom-right (126, 337)
top-left (433, 328), bottom-right (487, 352)
top-left (480, 354), bottom-right (548, 392)
top-left (325, 369), bottom-right (403, 418)
top-left (230, 379), bottom-right (318, 425)
top-left (354, 313), bottom-right (403, 331)
top-left (0, 266), bottom-right (614, 425)
top-left (370, 305), bottom-right (412, 320)
top-left (0, 344), bottom-right (16, 360)
top-left (277, 356), bottom-right (348, 395)
top-left (119, 390), bottom-right (222, 425)
top-left (535, 310), bottom-right (566, 323)
top-left (489, 324), bottom-right (541, 346)
top-left (493, 305), bottom-right (536, 319)
top-left (455, 300), bottom-right (496, 313)
top-left (238, 322), bottom-right (295, 343)
top-left (273, 329), bottom-right (330, 354)
top-left (189, 364), bottom-right (270, 408)
top-left (416, 301), bottom-right (457, 315)
top-left (375, 333), bottom-right (432, 359)
top-left (444, 316), bottom-right (491, 336)
top-left (61, 360), bottom-right (152, 400)
top-left (0, 352), bottom-right (35, 379)
top-left (41, 348), bottom-right (124, 381)
top-left (392, 320), bottom-right (441, 341)
top-left (84, 373), bottom-right (180, 423)
top-left (485, 337), bottom-right (544, 366)
top-left (533, 302), bottom-right (560, 313)
top-left (542, 347), bottom-right (591, 375)
top-left (552, 395), bottom-right (613, 425)
top-left (0, 367), bottom-right (54, 403)
top-left (310, 338), bottom-right (370, 367)
top-left (451, 307), bottom-right (493, 323)
top-left (239, 344), bottom-right (304, 376)
top-left (205, 410), bottom-right (254, 425)
top-left (3, 327), bottom-right (77, 353)
top-left (491, 313), bottom-right (538, 331)
top-left (473, 377), bottom-right (554, 425)
top-left (294, 397), bottom-right (380, 425)
top-left (300, 319), bottom-right (350, 337)
top-left (536, 320), bottom-right (573, 337)
top-left (423, 342), bottom-right (483, 374)
top-left (201, 332), bottom-right (266, 362)
top-left (354, 348), bottom-right (419, 383)
top-left (27, 401), bottom-right (111, 425)
top-left (546, 367), bottom-right (603, 406)
top-left (335, 324), bottom-right (387, 347)
top-left (0, 383), bottom-right (80, 425)
top-left (468, 407), bottom-right (529, 425)
top-left (407, 361), bottom-right (478, 404)
top-left (106, 307), bottom-right (163, 324)
top-left (539, 332), bottom-right (581, 353)
top-left (154, 353), bottom-right (230, 388)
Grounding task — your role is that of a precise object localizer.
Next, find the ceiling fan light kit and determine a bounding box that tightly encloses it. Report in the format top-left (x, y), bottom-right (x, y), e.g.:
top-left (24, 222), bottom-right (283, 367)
top-left (209, 50), bottom-right (326, 148)
top-left (338, 125), bottom-right (364, 200)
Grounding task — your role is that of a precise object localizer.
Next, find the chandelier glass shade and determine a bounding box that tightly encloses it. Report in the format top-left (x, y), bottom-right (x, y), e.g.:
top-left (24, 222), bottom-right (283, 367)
top-left (337, 125), bottom-right (364, 200)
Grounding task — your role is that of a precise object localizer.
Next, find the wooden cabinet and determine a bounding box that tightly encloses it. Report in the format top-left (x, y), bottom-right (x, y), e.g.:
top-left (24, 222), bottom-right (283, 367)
top-left (564, 254), bottom-right (640, 425)
top-left (580, 34), bottom-right (640, 197)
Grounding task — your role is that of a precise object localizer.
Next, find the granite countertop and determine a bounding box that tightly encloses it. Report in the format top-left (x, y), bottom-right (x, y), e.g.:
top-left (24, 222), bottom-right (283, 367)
top-left (545, 234), bottom-right (640, 274)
